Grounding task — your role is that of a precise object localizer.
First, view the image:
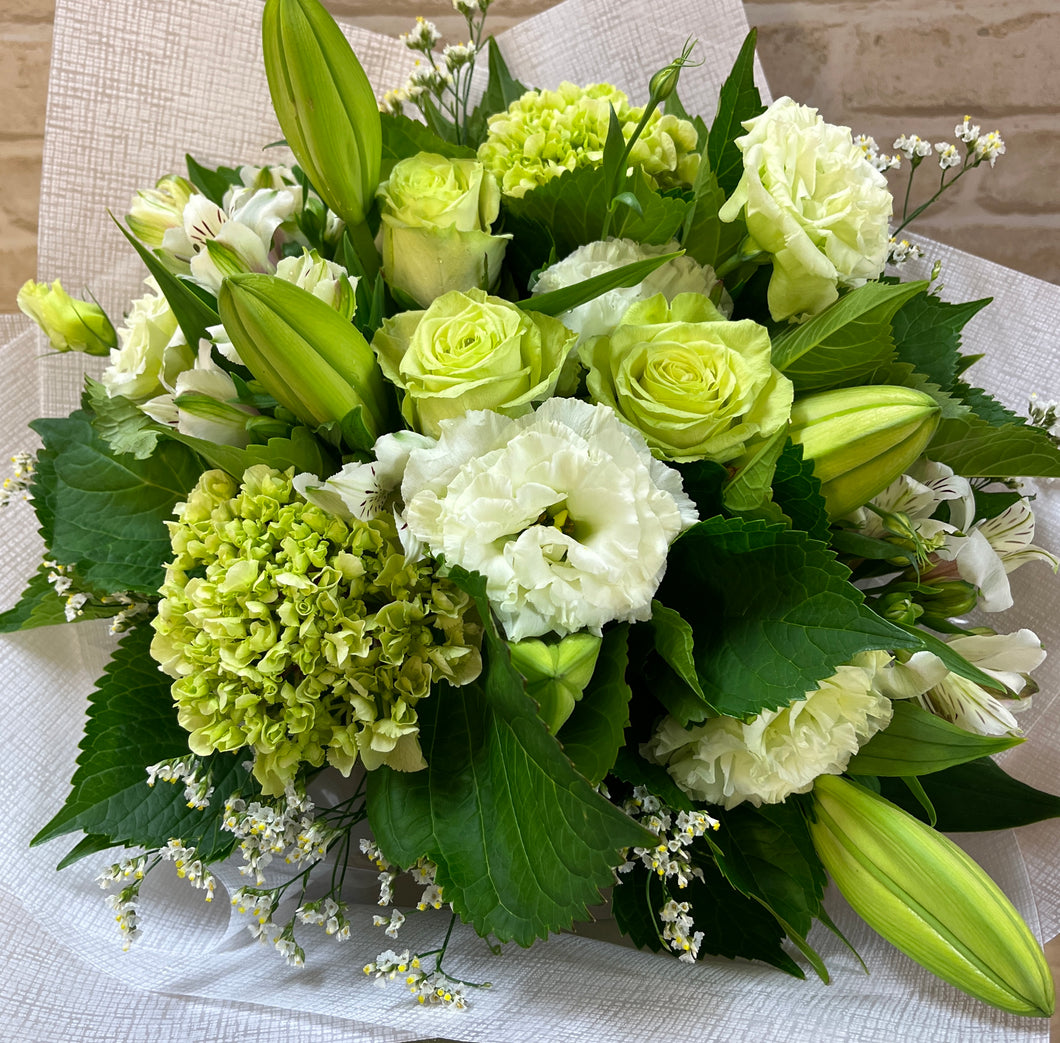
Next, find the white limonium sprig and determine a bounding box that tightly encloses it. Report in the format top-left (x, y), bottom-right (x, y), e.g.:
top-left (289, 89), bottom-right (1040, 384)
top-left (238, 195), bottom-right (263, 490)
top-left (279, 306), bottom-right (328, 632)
top-left (1028, 393), bottom-right (1060, 447)
top-left (145, 755), bottom-right (215, 809)
top-left (0, 451), bottom-right (34, 509)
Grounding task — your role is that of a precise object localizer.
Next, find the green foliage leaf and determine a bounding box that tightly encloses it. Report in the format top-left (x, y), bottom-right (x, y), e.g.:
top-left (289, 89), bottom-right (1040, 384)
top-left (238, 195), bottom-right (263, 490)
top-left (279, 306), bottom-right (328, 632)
top-left (29, 411), bottom-right (202, 595)
top-left (32, 625), bottom-right (249, 863)
top-left (769, 440), bottom-right (831, 543)
top-left (649, 601), bottom-right (705, 699)
top-left (659, 516), bottom-right (919, 717)
top-left (954, 381), bottom-right (1026, 427)
top-left (770, 281), bottom-right (928, 391)
top-left (558, 626), bottom-right (631, 785)
top-left (519, 252), bottom-right (681, 316)
top-left (847, 701), bottom-right (1022, 777)
top-left (609, 748), bottom-right (696, 812)
top-left (722, 427), bottom-right (788, 512)
top-left (681, 165), bottom-right (745, 270)
top-left (708, 800), bottom-right (829, 980)
top-left (367, 569), bottom-right (651, 946)
top-left (379, 112), bottom-right (476, 177)
top-left (185, 154), bottom-right (243, 207)
top-left (83, 376), bottom-right (163, 459)
top-left (928, 416), bottom-right (1060, 478)
top-left (111, 214), bottom-right (219, 350)
top-left (890, 290), bottom-right (990, 390)
top-left (0, 562), bottom-right (121, 633)
top-left (706, 29), bottom-right (764, 195)
top-left (889, 622), bottom-right (1006, 691)
top-left (879, 757), bottom-right (1060, 831)
top-left (168, 425), bottom-right (334, 479)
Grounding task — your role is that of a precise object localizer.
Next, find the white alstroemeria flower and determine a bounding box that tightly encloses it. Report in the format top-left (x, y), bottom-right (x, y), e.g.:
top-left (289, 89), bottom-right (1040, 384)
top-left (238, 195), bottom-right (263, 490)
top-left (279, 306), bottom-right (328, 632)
top-left (142, 343), bottom-right (256, 447)
top-left (163, 186), bottom-right (303, 293)
top-left (875, 629), bottom-right (1045, 737)
top-left (400, 398), bottom-right (699, 641)
top-left (850, 458), bottom-right (1057, 612)
top-left (530, 237), bottom-right (729, 345)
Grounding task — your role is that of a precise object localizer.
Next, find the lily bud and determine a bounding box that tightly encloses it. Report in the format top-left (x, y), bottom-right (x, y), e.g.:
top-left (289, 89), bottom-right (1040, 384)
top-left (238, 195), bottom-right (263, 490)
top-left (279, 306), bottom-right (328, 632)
top-left (810, 774), bottom-right (1055, 1017)
top-left (217, 274), bottom-right (387, 437)
top-left (788, 385), bottom-right (940, 519)
top-left (508, 631), bottom-right (603, 734)
top-left (262, 0), bottom-right (381, 228)
top-left (17, 279), bottom-right (116, 357)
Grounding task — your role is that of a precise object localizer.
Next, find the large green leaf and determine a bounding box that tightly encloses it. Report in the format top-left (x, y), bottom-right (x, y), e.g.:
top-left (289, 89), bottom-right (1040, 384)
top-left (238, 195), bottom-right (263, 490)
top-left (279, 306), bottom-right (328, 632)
top-left (609, 748), bottom-right (696, 812)
top-left (706, 29), bottom-right (764, 195)
top-left (31, 625), bottom-right (249, 865)
top-left (30, 411), bottom-right (202, 595)
top-left (891, 290), bottom-right (991, 390)
top-left (879, 757), bottom-right (1060, 832)
top-left (928, 416), bottom-right (1060, 478)
top-left (770, 281), bottom-right (927, 391)
top-left (681, 165), bottom-right (746, 270)
top-left (769, 440), bottom-right (831, 543)
top-left (558, 626), bottom-right (631, 785)
top-left (847, 701), bottom-right (1022, 777)
top-left (659, 516), bottom-right (919, 717)
top-left (0, 562), bottom-right (120, 634)
top-left (367, 570), bottom-right (651, 946)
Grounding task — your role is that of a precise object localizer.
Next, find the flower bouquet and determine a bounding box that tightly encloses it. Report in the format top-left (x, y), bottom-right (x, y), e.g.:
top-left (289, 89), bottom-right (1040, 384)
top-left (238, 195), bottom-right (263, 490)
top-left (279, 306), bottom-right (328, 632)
top-left (4, 0), bottom-right (1060, 1039)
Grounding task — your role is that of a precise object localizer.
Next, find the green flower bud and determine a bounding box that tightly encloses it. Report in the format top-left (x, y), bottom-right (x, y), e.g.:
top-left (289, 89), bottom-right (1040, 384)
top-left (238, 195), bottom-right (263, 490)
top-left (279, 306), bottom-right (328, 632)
top-left (809, 774), bottom-right (1055, 1017)
top-left (218, 273), bottom-right (387, 436)
top-left (262, 0), bottom-right (381, 228)
top-left (508, 631), bottom-right (603, 734)
top-left (16, 279), bottom-right (116, 356)
top-left (788, 385), bottom-right (940, 519)
top-left (126, 174), bottom-right (196, 249)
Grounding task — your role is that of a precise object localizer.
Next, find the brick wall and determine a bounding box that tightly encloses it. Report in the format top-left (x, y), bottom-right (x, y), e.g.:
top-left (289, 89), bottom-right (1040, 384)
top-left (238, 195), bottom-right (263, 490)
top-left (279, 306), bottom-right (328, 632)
top-left (1, 0), bottom-right (1057, 304)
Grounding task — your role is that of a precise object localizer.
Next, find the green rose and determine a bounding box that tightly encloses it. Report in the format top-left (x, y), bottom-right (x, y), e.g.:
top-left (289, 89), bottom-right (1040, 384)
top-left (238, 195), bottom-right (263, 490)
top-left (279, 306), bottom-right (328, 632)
top-left (581, 292), bottom-right (793, 462)
top-left (372, 288), bottom-right (576, 437)
top-left (377, 152), bottom-right (509, 307)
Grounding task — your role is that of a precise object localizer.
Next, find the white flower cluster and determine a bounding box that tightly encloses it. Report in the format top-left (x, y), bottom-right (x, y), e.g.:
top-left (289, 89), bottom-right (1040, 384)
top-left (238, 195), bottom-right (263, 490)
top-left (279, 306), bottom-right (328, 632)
top-left (887, 236), bottom-right (925, 267)
top-left (145, 755), bottom-right (214, 809)
top-left (0, 451), bottom-right (33, 509)
top-left (296, 896), bottom-right (352, 942)
top-left (363, 949), bottom-right (470, 1009)
top-left (360, 837), bottom-right (446, 924)
top-left (159, 839), bottom-right (216, 901)
top-left (893, 119), bottom-right (1005, 172)
top-left (617, 786), bottom-right (717, 888)
top-left (96, 854), bottom-right (149, 950)
top-left (222, 786), bottom-right (334, 885)
top-left (854, 133), bottom-right (901, 172)
top-left (659, 898), bottom-right (704, 963)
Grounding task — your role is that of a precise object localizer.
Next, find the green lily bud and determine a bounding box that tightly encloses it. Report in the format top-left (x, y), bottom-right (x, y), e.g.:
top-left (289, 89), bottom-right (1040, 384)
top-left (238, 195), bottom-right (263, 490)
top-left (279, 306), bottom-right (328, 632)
top-left (217, 273), bottom-right (387, 437)
top-left (810, 774), bottom-right (1055, 1017)
top-left (508, 631), bottom-right (602, 734)
top-left (17, 279), bottom-right (116, 357)
top-left (262, 0), bottom-right (381, 228)
top-left (788, 385), bottom-right (940, 519)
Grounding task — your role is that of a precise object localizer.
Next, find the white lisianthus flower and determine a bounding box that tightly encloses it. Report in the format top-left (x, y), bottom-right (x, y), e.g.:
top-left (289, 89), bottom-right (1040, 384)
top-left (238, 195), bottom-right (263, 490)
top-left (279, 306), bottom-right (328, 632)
top-left (530, 238), bottom-right (729, 344)
top-left (719, 97), bottom-right (892, 322)
top-left (399, 398), bottom-right (699, 641)
top-left (875, 629), bottom-right (1045, 737)
top-left (101, 278), bottom-right (194, 402)
top-left (644, 651), bottom-right (892, 809)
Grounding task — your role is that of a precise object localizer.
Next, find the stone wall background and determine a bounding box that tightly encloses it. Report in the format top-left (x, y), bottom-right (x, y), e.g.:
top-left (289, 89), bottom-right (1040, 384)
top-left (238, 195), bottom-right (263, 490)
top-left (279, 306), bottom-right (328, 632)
top-left (2, 0), bottom-right (1058, 310)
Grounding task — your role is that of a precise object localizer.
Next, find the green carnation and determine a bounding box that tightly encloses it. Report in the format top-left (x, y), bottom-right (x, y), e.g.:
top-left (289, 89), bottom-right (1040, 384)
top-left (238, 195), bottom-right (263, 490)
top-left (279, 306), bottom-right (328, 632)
top-left (477, 81), bottom-right (699, 198)
top-left (151, 464), bottom-right (482, 795)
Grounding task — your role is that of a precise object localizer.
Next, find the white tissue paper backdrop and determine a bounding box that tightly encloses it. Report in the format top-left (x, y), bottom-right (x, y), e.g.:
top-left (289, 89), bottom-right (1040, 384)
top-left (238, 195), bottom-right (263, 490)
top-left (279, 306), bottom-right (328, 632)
top-left (1, 0), bottom-right (1058, 1040)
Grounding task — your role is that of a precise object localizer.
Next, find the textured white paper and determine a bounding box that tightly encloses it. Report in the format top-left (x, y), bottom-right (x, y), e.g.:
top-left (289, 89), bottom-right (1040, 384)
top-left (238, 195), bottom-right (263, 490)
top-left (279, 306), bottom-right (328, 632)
top-left (1, 1), bottom-right (1058, 1040)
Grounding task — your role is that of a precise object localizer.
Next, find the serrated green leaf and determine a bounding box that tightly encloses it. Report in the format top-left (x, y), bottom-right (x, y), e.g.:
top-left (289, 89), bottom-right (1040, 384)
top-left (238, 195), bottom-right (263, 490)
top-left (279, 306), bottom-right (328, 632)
top-left (649, 601), bottom-right (705, 699)
top-left (928, 416), bottom-right (1060, 478)
top-left (83, 376), bottom-right (164, 459)
top-left (954, 381), bottom-right (1027, 427)
top-left (0, 562), bottom-right (121, 634)
top-left (29, 411), bottom-right (202, 595)
top-left (57, 833), bottom-right (118, 870)
top-left (722, 426), bottom-right (788, 512)
top-left (558, 626), bottom-right (631, 785)
top-left (890, 290), bottom-right (991, 390)
top-left (165, 425), bottom-right (335, 479)
top-left (111, 214), bottom-right (219, 350)
top-left (32, 625), bottom-right (250, 863)
top-left (379, 112), bottom-right (476, 177)
top-left (367, 568), bottom-right (651, 946)
top-left (771, 281), bottom-right (927, 391)
top-left (847, 700), bottom-right (1022, 776)
top-left (519, 251), bottom-right (681, 316)
top-left (879, 757), bottom-right (1060, 832)
top-left (659, 516), bottom-right (920, 717)
top-left (706, 29), bottom-right (764, 195)
top-left (865, 361), bottom-right (972, 420)
top-left (769, 440), bottom-right (831, 544)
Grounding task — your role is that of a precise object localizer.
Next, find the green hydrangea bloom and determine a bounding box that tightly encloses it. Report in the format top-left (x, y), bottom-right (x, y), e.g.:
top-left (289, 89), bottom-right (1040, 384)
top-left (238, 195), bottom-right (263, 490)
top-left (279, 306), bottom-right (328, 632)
top-left (151, 464), bottom-right (482, 795)
top-left (477, 81), bottom-right (700, 198)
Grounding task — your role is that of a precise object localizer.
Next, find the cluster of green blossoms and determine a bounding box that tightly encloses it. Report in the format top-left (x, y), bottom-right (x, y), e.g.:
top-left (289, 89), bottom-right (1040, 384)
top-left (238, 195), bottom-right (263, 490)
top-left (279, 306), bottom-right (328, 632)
top-left (150, 465), bottom-right (482, 794)
top-left (477, 81), bottom-right (699, 199)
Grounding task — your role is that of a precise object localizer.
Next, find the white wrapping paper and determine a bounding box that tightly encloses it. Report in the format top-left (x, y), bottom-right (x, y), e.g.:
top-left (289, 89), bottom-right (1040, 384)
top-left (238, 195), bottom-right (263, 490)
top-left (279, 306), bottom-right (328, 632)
top-left (1, 1), bottom-right (1057, 1040)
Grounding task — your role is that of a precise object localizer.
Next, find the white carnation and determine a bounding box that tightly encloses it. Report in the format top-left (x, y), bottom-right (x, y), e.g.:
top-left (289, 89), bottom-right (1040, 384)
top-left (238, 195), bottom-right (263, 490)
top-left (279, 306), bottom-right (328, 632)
top-left (645, 651), bottom-right (892, 809)
top-left (400, 398), bottom-right (699, 641)
top-left (530, 237), bottom-right (727, 343)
